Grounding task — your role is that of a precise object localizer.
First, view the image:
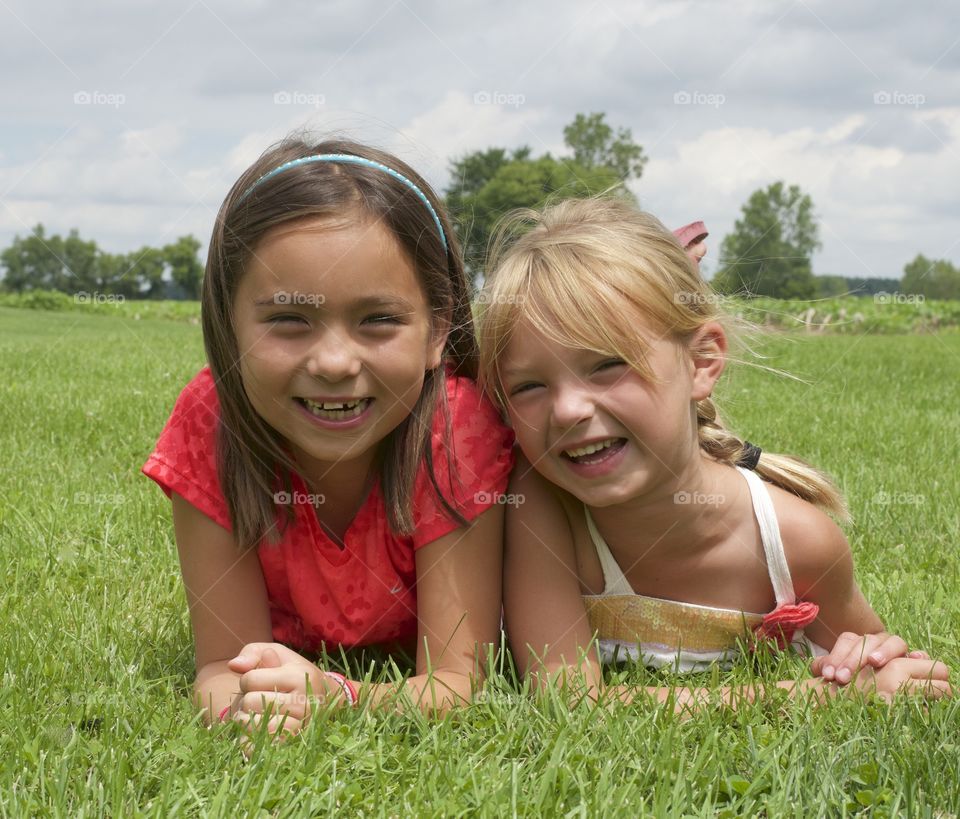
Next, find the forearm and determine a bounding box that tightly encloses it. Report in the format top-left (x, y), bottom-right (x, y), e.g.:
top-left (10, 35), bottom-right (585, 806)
top-left (357, 669), bottom-right (476, 715)
top-left (604, 677), bottom-right (841, 712)
top-left (193, 660), bottom-right (243, 725)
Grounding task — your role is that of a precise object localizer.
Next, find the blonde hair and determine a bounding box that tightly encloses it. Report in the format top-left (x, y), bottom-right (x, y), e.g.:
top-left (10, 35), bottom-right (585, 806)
top-left (476, 196), bottom-right (849, 521)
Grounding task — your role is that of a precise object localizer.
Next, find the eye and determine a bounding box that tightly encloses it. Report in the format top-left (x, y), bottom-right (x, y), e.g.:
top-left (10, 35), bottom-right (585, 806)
top-left (595, 358), bottom-right (626, 372)
top-left (362, 313), bottom-right (406, 326)
top-left (266, 314), bottom-right (307, 325)
top-left (507, 381), bottom-right (543, 397)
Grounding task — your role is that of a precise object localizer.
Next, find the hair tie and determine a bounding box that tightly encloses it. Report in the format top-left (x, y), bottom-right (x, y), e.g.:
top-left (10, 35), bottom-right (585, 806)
top-left (237, 153), bottom-right (448, 255)
top-left (736, 441), bottom-right (762, 470)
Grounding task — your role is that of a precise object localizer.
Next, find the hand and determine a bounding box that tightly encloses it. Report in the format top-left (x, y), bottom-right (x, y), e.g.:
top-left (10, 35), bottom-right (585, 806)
top-left (847, 656), bottom-right (951, 701)
top-left (224, 642), bottom-right (350, 752)
top-left (811, 631), bottom-right (929, 684)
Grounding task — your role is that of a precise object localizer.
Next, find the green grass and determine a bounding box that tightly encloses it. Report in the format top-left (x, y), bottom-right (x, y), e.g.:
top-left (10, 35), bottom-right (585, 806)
top-left (1, 306), bottom-right (958, 816)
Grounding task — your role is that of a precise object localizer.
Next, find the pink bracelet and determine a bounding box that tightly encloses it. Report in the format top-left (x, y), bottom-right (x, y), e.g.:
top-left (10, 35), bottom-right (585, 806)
top-left (323, 671), bottom-right (359, 706)
top-left (218, 705), bottom-right (231, 722)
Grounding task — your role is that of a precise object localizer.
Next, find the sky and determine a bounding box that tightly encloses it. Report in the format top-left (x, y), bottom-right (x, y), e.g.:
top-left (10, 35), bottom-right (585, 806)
top-left (2, 0), bottom-right (958, 282)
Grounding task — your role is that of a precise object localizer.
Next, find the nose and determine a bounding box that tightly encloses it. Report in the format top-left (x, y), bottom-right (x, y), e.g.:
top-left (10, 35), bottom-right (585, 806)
top-left (550, 381), bottom-right (595, 430)
top-left (304, 328), bottom-right (362, 382)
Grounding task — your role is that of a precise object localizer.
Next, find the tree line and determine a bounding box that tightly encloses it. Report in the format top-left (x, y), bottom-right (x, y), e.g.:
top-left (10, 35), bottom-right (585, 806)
top-left (0, 227), bottom-right (202, 299)
top-left (2, 113), bottom-right (958, 301)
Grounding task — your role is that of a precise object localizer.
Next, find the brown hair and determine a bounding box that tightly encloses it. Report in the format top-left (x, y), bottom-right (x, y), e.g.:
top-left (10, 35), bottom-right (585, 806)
top-left (202, 136), bottom-right (477, 549)
top-left (476, 196), bottom-right (849, 520)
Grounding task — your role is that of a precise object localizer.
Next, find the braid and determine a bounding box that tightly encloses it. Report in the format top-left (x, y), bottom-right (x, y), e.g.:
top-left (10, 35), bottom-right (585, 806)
top-left (696, 397), bottom-right (850, 522)
top-left (695, 397), bottom-right (749, 465)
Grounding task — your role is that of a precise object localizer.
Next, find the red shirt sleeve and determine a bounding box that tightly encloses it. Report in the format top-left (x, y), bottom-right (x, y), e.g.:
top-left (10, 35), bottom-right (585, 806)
top-left (412, 374), bottom-right (515, 549)
top-left (141, 367), bottom-right (232, 532)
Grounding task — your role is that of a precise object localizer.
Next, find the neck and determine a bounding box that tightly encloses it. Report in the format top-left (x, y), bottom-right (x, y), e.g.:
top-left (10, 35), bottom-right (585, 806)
top-left (587, 455), bottom-right (739, 563)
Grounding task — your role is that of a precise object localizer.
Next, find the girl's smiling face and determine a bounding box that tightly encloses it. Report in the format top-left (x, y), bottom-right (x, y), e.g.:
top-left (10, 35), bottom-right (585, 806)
top-left (232, 214), bottom-right (446, 485)
top-left (499, 316), bottom-right (715, 508)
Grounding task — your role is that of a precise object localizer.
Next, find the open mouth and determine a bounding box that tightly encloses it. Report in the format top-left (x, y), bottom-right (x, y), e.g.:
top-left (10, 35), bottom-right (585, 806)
top-left (561, 437), bottom-right (627, 464)
top-left (295, 396), bottom-right (373, 421)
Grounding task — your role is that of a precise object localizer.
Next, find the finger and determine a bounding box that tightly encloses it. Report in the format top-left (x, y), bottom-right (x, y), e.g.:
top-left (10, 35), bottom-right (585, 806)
top-left (901, 679), bottom-right (952, 700)
top-left (233, 708), bottom-right (302, 739)
top-left (228, 643), bottom-right (274, 673)
top-left (239, 665), bottom-right (311, 694)
top-left (819, 633), bottom-right (871, 682)
top-left (836, 634), bottom-right (895, 683)
top-left (864, 635), bottom-right (908, 668)
top-left (238, 690), bottom-right (308, 719)
top-left (907, 650), bottom-right (929, 660)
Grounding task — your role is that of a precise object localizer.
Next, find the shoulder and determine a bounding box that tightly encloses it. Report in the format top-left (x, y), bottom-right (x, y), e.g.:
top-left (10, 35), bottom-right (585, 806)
top-left (767, 482), bottom-right (853, 599)
top-left (142, 366), bottom-right (229, 530)
top-left (431, 372), bottom-right (515, 478)
top-left (167, 366), bottom-right (221, 429)
top-left (411, 374), bottom-right (515, 547)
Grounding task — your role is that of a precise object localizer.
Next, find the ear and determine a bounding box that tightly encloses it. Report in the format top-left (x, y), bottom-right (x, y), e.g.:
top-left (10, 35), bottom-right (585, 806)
top-left (426, 308), bottom-right (452, 371)
top-left (687, 322), bottom-right (727, 400)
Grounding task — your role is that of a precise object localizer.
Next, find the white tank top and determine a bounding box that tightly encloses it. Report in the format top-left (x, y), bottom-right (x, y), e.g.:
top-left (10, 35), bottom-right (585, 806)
top-left (582, 467), bottom-right (827, 672)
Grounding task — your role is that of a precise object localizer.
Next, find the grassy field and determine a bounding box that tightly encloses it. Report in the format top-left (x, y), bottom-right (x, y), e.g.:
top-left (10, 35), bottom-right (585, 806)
top-left (1, 305), bottom-right (958, 816)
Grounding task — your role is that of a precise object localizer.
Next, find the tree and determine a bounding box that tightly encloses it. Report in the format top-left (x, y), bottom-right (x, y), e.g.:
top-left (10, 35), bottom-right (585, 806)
top-left (1, 225), bottom-right (69, 292)
top-left (0, 224), bottom-right (204, 299)
top-left (163, 235), bottom-right (204, 299)
top-left (815, 275), bottom-right (848, 298)
top-left (713, 182), bottom-right (820, 299)
top-left (445, 113), bottom-right (646, 275)
top-left (563, 112), bottom-right (647, 180)
top-left (901, 254), bottom-right (960, 300)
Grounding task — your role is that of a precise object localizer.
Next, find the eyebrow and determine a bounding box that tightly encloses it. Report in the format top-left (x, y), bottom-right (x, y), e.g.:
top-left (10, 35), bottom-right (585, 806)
top-left (252, 295), bottom-right (417, 311)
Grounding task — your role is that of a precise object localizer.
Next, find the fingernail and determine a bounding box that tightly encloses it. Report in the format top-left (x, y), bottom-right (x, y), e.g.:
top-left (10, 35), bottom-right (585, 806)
top-left (837, 668), bottom-right (851, 683)
top-left (823, 665), bottom-right (835, 679)
top-left (869, 652), bottom-right (883, 663)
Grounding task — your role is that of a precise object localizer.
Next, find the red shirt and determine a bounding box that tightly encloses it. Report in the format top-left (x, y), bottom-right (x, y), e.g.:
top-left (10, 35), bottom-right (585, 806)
top-left (142, 367), bottom-right (514, 651)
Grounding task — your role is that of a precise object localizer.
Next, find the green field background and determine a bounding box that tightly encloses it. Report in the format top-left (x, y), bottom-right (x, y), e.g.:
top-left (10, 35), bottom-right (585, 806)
top-left (1, 305), bottom-right (958, 816)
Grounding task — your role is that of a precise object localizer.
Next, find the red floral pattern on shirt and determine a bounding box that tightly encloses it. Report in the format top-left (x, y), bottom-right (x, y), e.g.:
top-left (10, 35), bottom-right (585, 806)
top-left (143, 367), bottom-right (514, 651)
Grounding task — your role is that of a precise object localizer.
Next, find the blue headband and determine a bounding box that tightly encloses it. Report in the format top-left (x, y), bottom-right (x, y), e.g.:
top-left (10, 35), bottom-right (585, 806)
top-left (237, 153), bottom-right (448, 255)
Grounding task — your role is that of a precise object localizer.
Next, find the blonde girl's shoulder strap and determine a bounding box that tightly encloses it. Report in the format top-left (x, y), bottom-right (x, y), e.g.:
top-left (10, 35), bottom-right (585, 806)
top-left (583, 506), bottom-right (635, 596)
top-left (735, 466), bottom-right (797, 606)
